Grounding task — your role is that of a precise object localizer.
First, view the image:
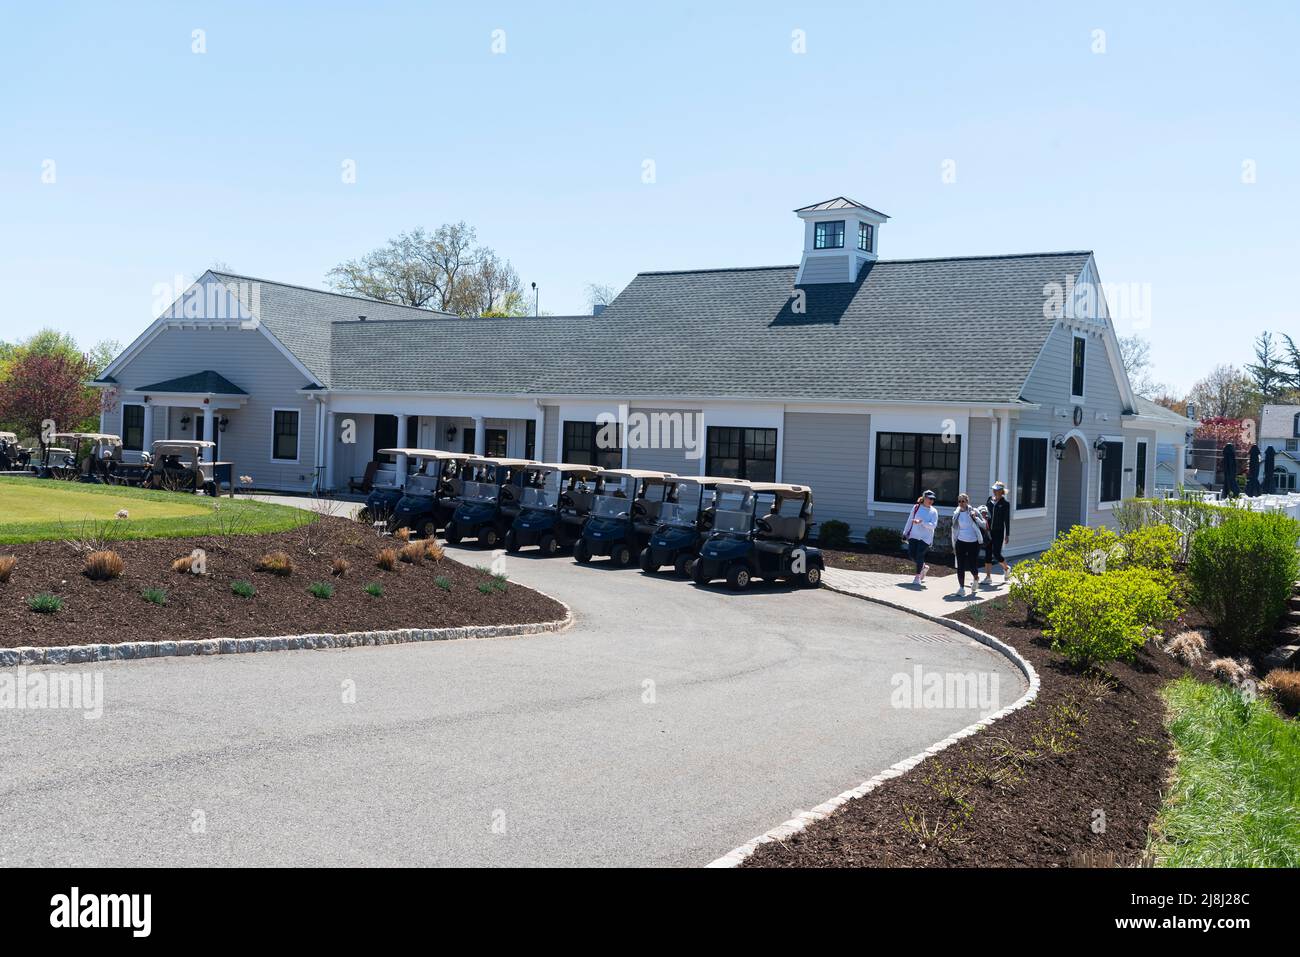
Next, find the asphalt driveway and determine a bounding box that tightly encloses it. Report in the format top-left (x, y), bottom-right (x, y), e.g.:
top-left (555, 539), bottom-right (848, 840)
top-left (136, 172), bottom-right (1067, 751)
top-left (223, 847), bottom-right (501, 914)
top-left (0, 543), bottom-right (1025, 867)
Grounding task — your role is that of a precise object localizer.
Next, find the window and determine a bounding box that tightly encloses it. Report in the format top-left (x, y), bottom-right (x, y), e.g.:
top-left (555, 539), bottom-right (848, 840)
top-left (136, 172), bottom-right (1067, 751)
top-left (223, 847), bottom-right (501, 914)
top-left (1135, 440), bottom-right (1148, 499)
top-left (1294, 412), bottom-right (1300, 437)
top-left (858, 222), bottom-right (873, 252)
top-left (373, 415), bottom-right (397, 463)
top-left (813, 220), bottom-right (845, 249)
top-left (1015, 437), bottom-right (1048, 510)
top-left (1276, 467), bottom-right (1297, 492)
top-left (484, 428), bottom-right (508, 458)
top-left (272, 409), bottom-right (300, 461)
top-left (563, 420), bottom-right (622, 469)
top-left (1287, 438), bottom-right (1299, 452)
top-left (706, 427), bottom-right (777, 482)
top-left (875, 432), bottom-right (962, 506)
top-left (461, 428), bottom-right (476, 455)
top-left (1071, 335), bottom-right (1086, 397)
top-left (122, 404), bottom-right (145, 452)
top-left (525, 420), bottom-right (536, 460)
top-left (1099, 440), bottom-right (1123, 503)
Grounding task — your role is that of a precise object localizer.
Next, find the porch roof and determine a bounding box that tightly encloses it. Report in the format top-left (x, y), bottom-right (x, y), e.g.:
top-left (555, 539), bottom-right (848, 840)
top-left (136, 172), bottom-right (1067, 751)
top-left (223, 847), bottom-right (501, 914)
top-left (134, 370), bottom-right (248, 396)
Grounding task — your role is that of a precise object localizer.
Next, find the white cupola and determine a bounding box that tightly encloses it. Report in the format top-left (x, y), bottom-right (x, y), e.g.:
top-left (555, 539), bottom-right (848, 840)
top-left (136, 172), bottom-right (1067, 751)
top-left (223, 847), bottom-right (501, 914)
top-left (793, 197), bottom-right (890, 285)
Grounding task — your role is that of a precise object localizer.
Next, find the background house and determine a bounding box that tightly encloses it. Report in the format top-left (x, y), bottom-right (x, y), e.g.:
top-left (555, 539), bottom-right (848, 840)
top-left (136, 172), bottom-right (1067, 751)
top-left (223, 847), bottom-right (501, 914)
top-left (1261, 404), bottom-right (1300, 491)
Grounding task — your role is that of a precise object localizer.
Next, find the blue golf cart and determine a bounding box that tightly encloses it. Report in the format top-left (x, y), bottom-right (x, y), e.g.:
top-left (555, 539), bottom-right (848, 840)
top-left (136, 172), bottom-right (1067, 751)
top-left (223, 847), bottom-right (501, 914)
top-left (504, 463), bottom-right (602, 555)
top-left (639, 476), bottom-right (736, 575)
top-left (388, 451), bottom-right (473, 538)
top-left (688, 482), bottom-right (824, 590)
top-left (442, 456), bottom-right (535, 548)
top-left (573, 469), bottom-right (676, 566)
top-left (355, 448), bottom-right (430, 526)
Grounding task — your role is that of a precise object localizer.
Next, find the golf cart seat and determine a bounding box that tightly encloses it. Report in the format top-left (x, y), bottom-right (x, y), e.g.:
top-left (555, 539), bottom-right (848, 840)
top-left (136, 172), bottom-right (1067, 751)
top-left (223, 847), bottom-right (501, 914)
top-left (349, 462), bottom-right (378, 494)
top-left (756, 514), bottom-right (806, 549)
top-left (563, 490), bottom-right (595, 513)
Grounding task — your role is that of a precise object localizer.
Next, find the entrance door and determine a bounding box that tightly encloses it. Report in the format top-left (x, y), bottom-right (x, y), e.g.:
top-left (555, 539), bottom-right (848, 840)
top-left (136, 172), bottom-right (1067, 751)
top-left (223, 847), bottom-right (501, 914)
top-left (1055, 438), bottom-right (1084, 536)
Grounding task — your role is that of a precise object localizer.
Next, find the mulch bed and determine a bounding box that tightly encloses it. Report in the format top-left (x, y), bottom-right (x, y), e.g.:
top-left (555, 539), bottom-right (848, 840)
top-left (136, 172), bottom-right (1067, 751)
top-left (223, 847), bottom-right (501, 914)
top-left (0, 517), bottom-right (565, 647)
top-left (745, 598), bottom-right (1213, 867)
top-left (819, 542), bottom-right (956, 577)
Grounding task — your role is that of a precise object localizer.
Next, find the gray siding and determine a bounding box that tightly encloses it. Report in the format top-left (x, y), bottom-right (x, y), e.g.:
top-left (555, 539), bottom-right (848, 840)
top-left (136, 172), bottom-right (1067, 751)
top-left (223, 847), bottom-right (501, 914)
top-left (624, 407), bottom-right (703, 474)
top-left (781, 411), bottom-right (870, 539)
top-left (110, 326), bottom-right (318, 490)
top-left (967, 417), bottom-right (993, 497)
top-left (542, 405), bottom-right (559, 461)
top-left (800, 255), bottom-right (849, 284)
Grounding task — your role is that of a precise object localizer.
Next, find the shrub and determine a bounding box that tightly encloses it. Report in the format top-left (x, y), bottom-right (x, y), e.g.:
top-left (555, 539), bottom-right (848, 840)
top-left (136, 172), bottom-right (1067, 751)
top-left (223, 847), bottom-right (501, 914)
top-left (172, 555), bottom-right (194, 574)
top-left (1208, 656), bottom-right (1254, 688)
top-left (1163, 629), bottom-right (1208, 667)
top-left (364, 582), bottom-right (383, 598)
top-left (423, 540), bottom-right (444, 562)
top-left (1189, 512), bottom-right (1300, 652)
top-left (1042, 569), bottom-right (1179, 667)
top-left (83, 550), bottom-right (125, 581)
top-left (477, 582), bottom-right (495, 595)
top-left (331, 557), bottom-right (350, 577)
top-left (818, 519), bottom-right (851, 548)
top-left (865, 526), bottom-right (902, 551)
top-left (1264, 670), bottom-right (1300, 717)
top-left (230, 580), bottom-right (255, 598)
top-left (1119, 524), bottom-right (1180, 573)
top-left (393, 527), bottom-right (411, 542)
top-left (28, 593), bottom-right (62, 613)
top-left (376, 547), bottom-right (398, 571)
top-left (0, 555), bottom-right (15, 584)
top-left (256, 551), bottom-right (294, 576)
top-left (141, 587), bottom-right (168, 606)
top-left (434, 575), bottom-right (451, 591)
top-left (307, 581), bottom-right (334, 599)
top-left (399, 542), bottom-right (424, 564)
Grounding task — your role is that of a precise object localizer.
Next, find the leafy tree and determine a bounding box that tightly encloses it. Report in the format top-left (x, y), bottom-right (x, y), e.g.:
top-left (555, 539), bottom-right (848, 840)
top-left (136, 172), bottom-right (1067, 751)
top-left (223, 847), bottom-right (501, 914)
top-left (0, 350), bottom-right (101, 443)
top-left (1185, 364), bottom-right (1255, 419)
top-left (586, 282), bottom-right (619, 311)
top-left (1246, 332), bottom-right (1289, 400)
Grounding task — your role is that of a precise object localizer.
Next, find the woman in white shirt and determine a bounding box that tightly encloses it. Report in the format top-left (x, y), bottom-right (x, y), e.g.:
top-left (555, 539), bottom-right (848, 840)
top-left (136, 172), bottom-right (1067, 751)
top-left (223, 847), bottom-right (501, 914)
top-left (901, 490), bottom-right (939, 586)
top-left (950, 493), bottom-right (989, 597)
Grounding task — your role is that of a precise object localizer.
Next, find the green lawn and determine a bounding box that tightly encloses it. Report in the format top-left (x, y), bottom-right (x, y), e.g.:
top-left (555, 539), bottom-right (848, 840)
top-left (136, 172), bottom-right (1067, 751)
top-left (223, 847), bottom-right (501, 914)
top-left (0, 476), bottom-right (314, 543)
top-left (1151, 675), bottom-right (1300, 867)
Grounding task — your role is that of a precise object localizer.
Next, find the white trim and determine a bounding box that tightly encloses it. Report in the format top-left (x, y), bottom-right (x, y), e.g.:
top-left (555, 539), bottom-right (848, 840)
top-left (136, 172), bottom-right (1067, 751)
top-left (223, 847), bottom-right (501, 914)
top-left (867, 412), bottom-right (968, 513)
top-left (270, 407), bottom-right (302, 464)
top-left (120, 402), bottom-right (146, 452)
top-left (1053, 429), bottom-right (1090, 537)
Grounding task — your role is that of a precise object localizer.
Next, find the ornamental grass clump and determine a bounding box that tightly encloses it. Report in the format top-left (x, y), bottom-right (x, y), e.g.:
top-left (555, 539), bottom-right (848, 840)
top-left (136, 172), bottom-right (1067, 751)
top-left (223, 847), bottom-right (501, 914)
top-left (231, 580), bottom-right (256, 598)
top-left (28, 593), bottom-right (62, 614)
top-left (331, 557), bottom-right (350, 577)
top-left (141, 587), bottom-right (168, 606)
top-left (1263, 669), bottom-right (1300, 717)
top-left (83, 550), bottom-right (125, 581)
top-left (399, 542), bottom-right (424, 565)
top-left (256, 551), bottom-right (294, 576)
top-left (376, 547), bottom-right (398, 571)
top-left (0, 555), bottom-right (15, 584)
top-left (423, 540), bottom-right (444, 562)
top-left (307, 581), bottom-right (334, 599)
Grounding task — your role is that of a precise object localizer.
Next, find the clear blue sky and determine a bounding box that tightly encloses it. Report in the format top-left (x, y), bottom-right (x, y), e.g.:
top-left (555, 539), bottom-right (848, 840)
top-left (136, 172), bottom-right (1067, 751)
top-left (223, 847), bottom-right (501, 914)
top-left (2, 1), bottom-right (1297, 392)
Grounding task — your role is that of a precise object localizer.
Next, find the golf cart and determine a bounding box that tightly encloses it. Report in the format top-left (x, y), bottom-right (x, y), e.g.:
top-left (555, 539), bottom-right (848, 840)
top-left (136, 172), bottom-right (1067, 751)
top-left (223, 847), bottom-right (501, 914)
top-left (688, 482), bottom-right (824, 590)
top-left (639, 476), bottom-right (737, 576)
top-left (0, 432), bottom-right (32, 471)
top-left (443, 457), bottom-right (535, 548)
top-left (388, 450), bottom-right (474, 538)
top-left (504, 463), bottom-right (603, 555)
top-left (34, 433), bottom-right (123, 481)
top-left (142, 440), bottom-right (224, 495)
top-left (357, 449), bottom-right (443, 527)
top-left (573, 469), bottom-right (676, 566)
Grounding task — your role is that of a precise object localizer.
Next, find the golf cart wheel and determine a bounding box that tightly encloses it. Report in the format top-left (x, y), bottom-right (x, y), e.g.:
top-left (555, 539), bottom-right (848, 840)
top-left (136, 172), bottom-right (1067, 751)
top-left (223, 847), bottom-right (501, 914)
top-left (444, 522), bottom-right (462, 545)
top-left (674, 554), bottom-right (693, 577)
top-left (612, 543), bottom-right (633, 566)
top-left (639, 548), bottom-right (657, 573)
top-left (420, 521), bottom-right (437, 540)
top-left (800, 566), bottom-right (823, 589)
top-left (727, 564), bottom-right (751, 591)
top-left (690, 559), bottom-right (709, 585)
top-left (357, 507), bottom-right (373, 525)
top-left (539, 533), bottom-right (558, 556)
top-left (504, 530), bottom-right (520, 553)
top-left (203, 481), bottom-right (217, 497)
top-left (480, 526), bottom-right (499, 549)
top-left (574, 539), bottom-right (593, 564)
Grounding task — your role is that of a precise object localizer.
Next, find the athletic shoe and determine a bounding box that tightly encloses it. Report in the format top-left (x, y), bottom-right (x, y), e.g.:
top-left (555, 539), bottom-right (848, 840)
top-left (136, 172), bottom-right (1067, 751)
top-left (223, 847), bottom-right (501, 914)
top-left (920, 564), bottom-right (930, 581)
top-left (956, 585), bottom-right (966, 597)
top-left (981, 574), bottom-right (993, 586)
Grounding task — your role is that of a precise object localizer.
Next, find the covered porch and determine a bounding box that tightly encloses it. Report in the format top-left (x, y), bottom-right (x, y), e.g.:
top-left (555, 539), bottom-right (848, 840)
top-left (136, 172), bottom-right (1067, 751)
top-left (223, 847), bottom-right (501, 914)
top-left (118, 371), bottom-right (249, 463)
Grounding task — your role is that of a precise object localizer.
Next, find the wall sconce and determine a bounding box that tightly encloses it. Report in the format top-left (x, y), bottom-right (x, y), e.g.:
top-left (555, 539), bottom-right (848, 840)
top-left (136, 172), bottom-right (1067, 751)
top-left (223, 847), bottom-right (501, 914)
top-left (446, 426), bottom-right (458, 443)
top-left (218, 416), bottom-right (230, 433)
top-left (1051, 434), bottom-right (1067, 461)
top-left (1093, 436), bottom-right (1108, 460)
top-left (179, 415), bottom-right (191, 431)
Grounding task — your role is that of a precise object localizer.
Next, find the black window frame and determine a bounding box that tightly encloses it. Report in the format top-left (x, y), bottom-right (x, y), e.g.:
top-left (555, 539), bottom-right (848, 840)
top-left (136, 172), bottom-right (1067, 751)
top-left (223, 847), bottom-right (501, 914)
top-left (122, 404), bottom-right (145, 452)
top-left (1015, 436), bottom-right (1048, 510)
top-left (525, 420), bottom-right (536, 460)
top-left (858, 221), bottom-right (873, 252)
top-left (705, 426), bottom-right (777, 482)
top-left (813, 220), bottom-right (845, 250)
top-left (874, 431), bottom-right (962, 507)
top-left (1099, 440), bottom-right (1124, 503)
top-left (484, 428), bottom-right (508, 458)
top-left (1071, 335), bottom-right (1086, 398)
top-left (563, 420), bottom-right (622, 470)
top-left (1135, 439), bottom-right (1148, 499)
top-left (272, 409), bottom-right (300, 462)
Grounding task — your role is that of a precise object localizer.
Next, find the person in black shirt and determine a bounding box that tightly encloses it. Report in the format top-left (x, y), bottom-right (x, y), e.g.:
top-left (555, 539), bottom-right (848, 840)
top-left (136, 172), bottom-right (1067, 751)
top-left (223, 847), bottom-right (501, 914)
top-left (982, 480), bottom-right (1011, 585)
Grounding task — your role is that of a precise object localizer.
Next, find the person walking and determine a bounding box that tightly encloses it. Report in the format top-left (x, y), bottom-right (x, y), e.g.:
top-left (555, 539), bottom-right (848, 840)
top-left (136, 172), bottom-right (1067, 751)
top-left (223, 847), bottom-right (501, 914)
top-left (901, 490), bottom-right (939, 586)
top-left (982, 480), bottom-right (1012, 584)
top-left (951, 493), bottom-right (988, 597)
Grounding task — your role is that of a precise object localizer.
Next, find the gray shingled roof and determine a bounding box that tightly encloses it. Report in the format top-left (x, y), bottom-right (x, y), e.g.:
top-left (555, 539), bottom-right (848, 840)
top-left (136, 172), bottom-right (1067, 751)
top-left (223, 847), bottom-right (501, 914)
top-left (135, 370), bottom-right (248, 395)
top-left (1132, 396), bottom-right (1195, 428)
top-left (324, 252), bottom-right (1093, 403)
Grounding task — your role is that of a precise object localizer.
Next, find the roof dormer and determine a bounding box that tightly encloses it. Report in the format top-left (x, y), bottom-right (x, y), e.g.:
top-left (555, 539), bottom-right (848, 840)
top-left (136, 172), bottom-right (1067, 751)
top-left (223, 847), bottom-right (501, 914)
top-left (794, 196), bottom-right (890, 285)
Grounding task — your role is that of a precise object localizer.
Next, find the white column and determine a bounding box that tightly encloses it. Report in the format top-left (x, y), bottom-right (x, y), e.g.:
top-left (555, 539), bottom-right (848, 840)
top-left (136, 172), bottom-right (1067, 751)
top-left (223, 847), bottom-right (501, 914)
top-left (996, 410), bottom-right (1012, 487)
top-left (142, 403), bottom-right (154, 451)
top-left (202, 406), bottom-right (215, 462)
top-left (1175, 443), bottom-right (1186, 489)
top-left (395, 413), bottom-right (409, 485)
top-left (325, 411), bottom-right (337, 490)
top-left (533, 408), bottom-right (545, 461)
top-left (987, 413), bottom-right (999, 490)
top-left (474, 416), bottom-right (486, 456)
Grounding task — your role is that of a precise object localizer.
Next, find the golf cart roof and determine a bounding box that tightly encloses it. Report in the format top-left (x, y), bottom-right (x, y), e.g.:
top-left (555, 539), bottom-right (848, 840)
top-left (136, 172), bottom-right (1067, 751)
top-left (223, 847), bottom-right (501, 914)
top-left (0, 432), bottom-right (18, 443)
top-left (599, 469), bottom-right (677, 481)
top-left (377, 447), bottom-right (455, 459)
top-left (745, 482), bottom-right (811, 495)
top-left (672, 475), bottom-right (745, 488)
top-left (53, 432), bottom-right (121, 443)
top-left (529, 462), bottom-right (603, 475)
top-left (152, 440), bottom-right (216, 452)
top-left (465, 457), bottom-right (535, 468)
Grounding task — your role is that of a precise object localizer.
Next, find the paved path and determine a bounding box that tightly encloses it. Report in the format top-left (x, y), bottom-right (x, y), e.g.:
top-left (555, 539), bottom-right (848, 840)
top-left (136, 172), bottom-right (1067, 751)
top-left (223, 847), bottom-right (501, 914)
top-left (0, 544), bottom-right (1025, 867)
top-left (822, 566), bottom-right (1010, 617)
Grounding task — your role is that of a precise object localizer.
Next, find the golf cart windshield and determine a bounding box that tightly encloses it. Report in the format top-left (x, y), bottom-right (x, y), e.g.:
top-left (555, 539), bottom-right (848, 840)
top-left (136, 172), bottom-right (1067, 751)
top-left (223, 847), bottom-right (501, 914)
top-left (462, 481), bottom-right (500, 503)
top-left (659, 483), bottom-right (707, 526)
top-left (592, 493), bottom-right (632, 518)
top-left (520, 471), bottom-right (561, 509)
top-left (712, 487), bottom-right (755, 534)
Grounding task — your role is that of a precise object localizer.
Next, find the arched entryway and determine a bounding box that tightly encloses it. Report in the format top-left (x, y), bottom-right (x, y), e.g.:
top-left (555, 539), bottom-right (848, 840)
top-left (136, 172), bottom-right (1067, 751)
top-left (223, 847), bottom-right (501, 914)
top-left (1055, 434), bottom-right (1087, 536)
